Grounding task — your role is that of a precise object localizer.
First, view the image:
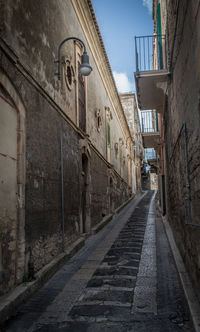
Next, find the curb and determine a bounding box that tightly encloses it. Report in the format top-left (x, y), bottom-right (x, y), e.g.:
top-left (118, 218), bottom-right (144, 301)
top-left (115, 195), bottom-right (135, 214)
top-left (0, 237), bottom-right (85, 325)
top-left (91, 195), bottom-right (135, 235)
top-left (162, 216), bottom-right (200, 332)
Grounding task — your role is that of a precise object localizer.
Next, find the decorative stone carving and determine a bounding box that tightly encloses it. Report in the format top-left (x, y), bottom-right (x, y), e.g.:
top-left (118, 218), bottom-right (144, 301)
top-left (79, 138), bottom-right (91, 158)
top-left (114, 142), bottom-right (119, 157)
top-left (105, 106), bottom-right (113, 121)
top-left (62, 57), bottom-right (75, 91)
top-left (119, 138), bottom-right (124, 146)
top-left (95, 108), bottom-right (102, 132)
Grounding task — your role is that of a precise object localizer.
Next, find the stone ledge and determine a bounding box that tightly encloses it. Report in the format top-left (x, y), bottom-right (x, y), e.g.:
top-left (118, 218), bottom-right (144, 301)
top-left (91, 195), bottom-right (135, 235)
top-left (162, 216), bottom-right (200, 332)
top-left (0, 237), bottom-right (85, 326)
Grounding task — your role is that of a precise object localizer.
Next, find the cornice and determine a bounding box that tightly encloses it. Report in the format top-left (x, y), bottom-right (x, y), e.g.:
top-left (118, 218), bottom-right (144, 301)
top-left (71, 0), bottom-right (131, 140)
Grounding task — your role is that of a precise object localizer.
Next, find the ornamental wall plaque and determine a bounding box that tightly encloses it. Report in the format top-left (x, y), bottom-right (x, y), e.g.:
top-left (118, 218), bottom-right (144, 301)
top-left (63, 57), bottom-right (75, 91)
top-left (95, 108), bottom-right (102, 132)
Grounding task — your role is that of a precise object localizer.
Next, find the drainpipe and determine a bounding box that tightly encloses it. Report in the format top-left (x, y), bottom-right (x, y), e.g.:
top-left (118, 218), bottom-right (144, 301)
top-left (60, 134), bottom-right (65, 252)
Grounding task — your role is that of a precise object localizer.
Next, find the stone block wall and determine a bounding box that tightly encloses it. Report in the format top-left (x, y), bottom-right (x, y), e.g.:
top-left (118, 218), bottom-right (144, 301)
top-left (165, 0), bottom-right (200, 300)
top-left (0, 0), bottom-right (133, 294)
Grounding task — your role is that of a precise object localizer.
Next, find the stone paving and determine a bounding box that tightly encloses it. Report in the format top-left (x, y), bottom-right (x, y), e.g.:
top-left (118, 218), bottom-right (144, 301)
top-left (3, 191), bottom-right (194, 332)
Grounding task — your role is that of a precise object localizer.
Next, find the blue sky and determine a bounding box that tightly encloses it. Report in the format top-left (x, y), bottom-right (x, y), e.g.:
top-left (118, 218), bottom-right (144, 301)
top-left (91, 0), bottom-right (153, 93)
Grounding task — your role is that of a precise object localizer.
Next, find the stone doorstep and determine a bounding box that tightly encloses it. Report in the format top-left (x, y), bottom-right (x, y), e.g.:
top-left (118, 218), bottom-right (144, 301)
top-left (162, 216), bottom-right (200, 332)
top-left (0, 237), bottom-right (85, 326)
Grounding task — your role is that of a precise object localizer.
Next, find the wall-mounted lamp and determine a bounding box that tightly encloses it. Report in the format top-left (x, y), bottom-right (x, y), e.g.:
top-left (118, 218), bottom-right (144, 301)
top-left (55, 37), bottom-right (92, 80)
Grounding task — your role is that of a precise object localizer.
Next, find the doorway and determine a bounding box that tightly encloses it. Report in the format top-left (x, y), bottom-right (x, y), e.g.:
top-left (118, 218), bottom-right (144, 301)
top-left (81, 153), bottom-right (90, 233)
top-left (0, 73), bottom-right (26, 293)
top-left (0, 90), bottom-right (18, 292)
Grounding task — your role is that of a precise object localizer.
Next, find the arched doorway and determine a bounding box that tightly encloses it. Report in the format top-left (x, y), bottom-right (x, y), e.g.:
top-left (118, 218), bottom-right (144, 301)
top-left (80, 151), bottom-right (91, 234)
top-left (0, 71), bottom-right (25, 294)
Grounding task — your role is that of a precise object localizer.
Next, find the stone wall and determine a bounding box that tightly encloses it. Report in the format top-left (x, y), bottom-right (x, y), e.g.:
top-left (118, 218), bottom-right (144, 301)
top-left (0, 0), bottom-right (134, 295)
top-left (165, 0), bottom-right (200, 300)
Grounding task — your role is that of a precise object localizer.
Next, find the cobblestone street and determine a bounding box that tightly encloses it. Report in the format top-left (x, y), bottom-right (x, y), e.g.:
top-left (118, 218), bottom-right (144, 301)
top-left (3, 191), bottom-right (194, 332)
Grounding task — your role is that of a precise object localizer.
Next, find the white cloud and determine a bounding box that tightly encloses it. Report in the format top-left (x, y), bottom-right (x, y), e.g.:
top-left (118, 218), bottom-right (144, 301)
top-left (113, 71), bottom-right (134, 93)
top-left (142, 0), bottom-right (152, 14)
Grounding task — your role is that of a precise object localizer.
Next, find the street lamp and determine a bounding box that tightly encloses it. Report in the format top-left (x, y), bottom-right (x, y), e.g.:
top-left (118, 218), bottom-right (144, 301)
top-left (55, 37), bottom-right (92, 80)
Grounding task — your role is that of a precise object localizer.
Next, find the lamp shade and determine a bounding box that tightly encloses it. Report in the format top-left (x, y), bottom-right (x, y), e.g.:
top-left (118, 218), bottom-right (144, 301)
top-left (80, 52), bottom-right (92, 76)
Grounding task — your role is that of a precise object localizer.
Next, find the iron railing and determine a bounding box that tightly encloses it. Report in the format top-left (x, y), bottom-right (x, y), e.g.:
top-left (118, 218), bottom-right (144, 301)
top-left (141, 110), bottom-right (159, 133)
top-left (135, 35), bottom-right (167, 72)
top-left (145, 148), bottom-right (157, 161)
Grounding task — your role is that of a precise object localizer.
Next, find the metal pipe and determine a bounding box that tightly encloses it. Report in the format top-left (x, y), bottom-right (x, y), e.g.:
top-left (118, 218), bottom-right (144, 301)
top-left (136, 34), bottom-right (165, 38)
top-left (183, 122), bottom-right (190, 190)
top-left (135, 36), bottom-right (138, 72)
top-left (60, 133), bottom-right (65, 252)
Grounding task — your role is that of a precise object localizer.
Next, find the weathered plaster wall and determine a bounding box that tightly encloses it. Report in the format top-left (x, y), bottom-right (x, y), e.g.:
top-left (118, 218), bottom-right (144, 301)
top-left (1, 0), bottom-right (130, 166)
top-left (165, 0), bottom-right (200, 300)
top-left (0, 0), bottom-right (133, 295)
top-left (0, 89), bottom-right (17, 294)
top-left (120, 93), bottom-right (143, 194)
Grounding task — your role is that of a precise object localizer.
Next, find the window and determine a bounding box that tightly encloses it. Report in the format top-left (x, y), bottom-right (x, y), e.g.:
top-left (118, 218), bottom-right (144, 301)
top-left (107, 120), bottom-right (111, 147)
top-left (105, 107), bottom-right (112, 163)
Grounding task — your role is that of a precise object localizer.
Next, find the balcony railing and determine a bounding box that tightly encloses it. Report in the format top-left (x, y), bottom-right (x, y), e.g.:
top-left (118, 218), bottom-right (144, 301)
top-left (141, 110), bottom-right (159, 133)
top-left (135, 35), bottom-right (167, 72)
top-left (145, 148), bottom-right (157, 161)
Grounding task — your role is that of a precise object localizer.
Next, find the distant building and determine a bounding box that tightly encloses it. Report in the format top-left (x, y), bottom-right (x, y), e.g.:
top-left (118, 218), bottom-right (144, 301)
top-left (119, 93), bottom-right (143, 194)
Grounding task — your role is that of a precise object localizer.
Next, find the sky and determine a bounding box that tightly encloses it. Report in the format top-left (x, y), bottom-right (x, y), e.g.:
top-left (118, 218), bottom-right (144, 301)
top-left (91, 0), bottom-right (153, 93)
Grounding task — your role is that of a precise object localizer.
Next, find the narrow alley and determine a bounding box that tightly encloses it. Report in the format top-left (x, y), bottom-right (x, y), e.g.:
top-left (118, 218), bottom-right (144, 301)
top-left (0, 1), bottom-right (200, 331)
top-left (2, 191), bottom-right (193, 332)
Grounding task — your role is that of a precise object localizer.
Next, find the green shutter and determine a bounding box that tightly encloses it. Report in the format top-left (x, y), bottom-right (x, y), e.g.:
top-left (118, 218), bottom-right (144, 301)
top-left (156, 112), bottom-right (159, 132)
top-left (107, 121), bottom-right (111, 147)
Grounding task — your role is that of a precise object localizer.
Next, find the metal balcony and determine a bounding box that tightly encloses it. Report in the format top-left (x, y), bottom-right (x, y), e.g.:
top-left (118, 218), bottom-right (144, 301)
top-left (134, 35), bottom-right (168, 112)
top-left (145, 148), bottom-right (157, 160)
top-left (141, 110), bottom-right (160, 149)
top-left (145, 148), bottom-right (158, 173)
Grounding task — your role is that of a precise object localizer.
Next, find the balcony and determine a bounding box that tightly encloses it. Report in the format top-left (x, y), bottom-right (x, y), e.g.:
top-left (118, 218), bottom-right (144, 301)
top-left (134, 35), bottom-right (168, 112)
top-left (145, 148), bottom-right (158, 173)
top-left (141, 110), bottom-right (160, 149)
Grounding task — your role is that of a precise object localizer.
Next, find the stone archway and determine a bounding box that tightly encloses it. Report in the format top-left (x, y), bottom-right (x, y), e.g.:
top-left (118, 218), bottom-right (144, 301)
top-left (0, 70), bottom-right (26, 294)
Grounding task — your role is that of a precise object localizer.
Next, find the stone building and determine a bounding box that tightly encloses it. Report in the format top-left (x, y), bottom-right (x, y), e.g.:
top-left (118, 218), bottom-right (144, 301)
top-left (120, 93), bottom-right (143, 194)
top-left (0, 0), bottom-right (137, 295)
top-left (135, 0), bottom-right (200, 303)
